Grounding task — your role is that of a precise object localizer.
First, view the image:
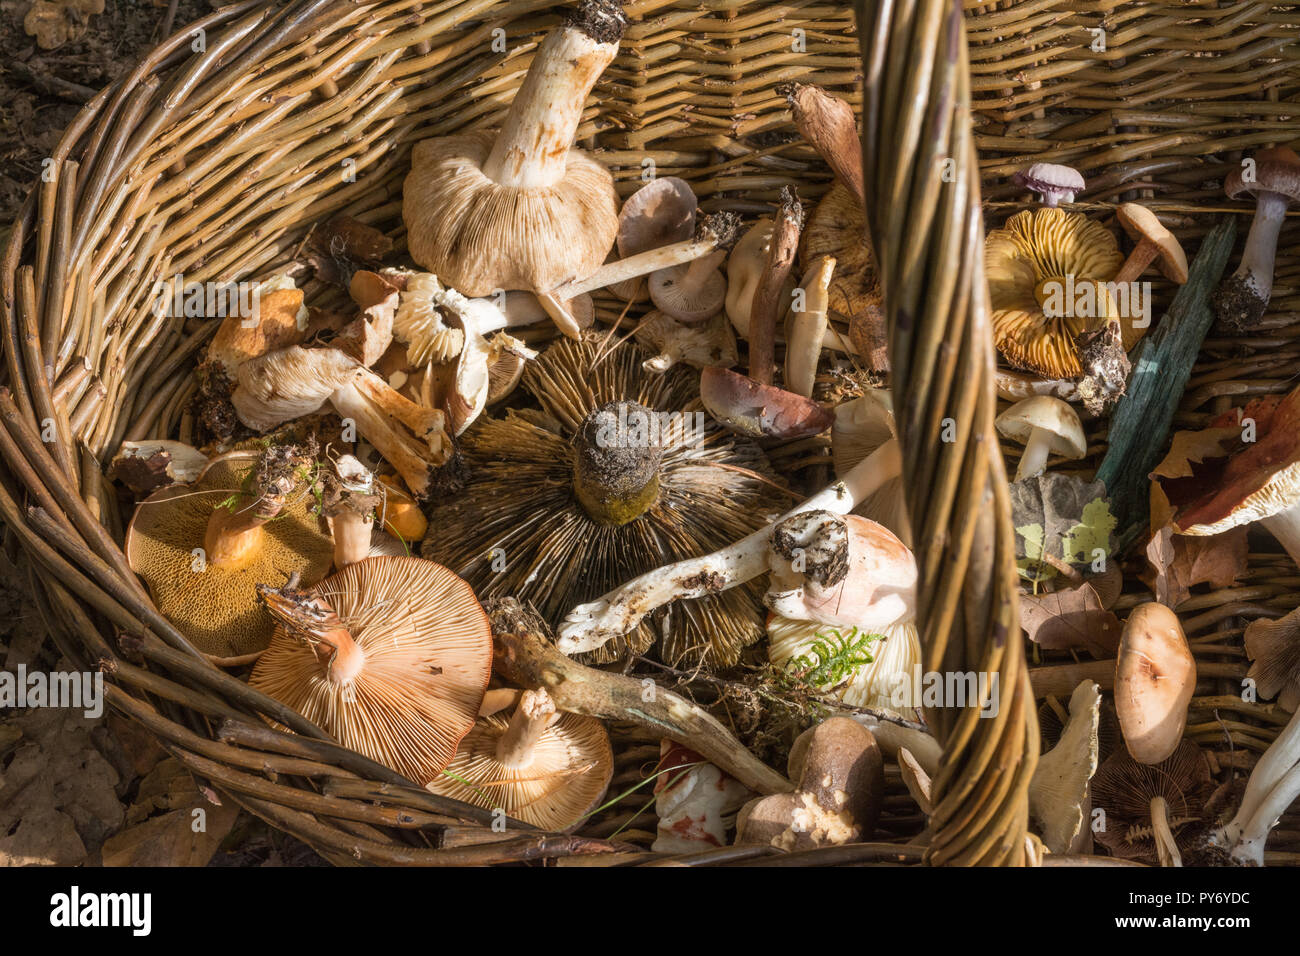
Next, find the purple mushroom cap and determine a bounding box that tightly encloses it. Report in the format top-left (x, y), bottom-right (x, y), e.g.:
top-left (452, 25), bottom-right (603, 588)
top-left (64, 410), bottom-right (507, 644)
top-left (1013, 163), bottom-right (1086, 207)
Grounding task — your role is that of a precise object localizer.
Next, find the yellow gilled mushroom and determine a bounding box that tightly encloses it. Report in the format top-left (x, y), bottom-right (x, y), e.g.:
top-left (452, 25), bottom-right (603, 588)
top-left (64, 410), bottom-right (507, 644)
top-left (985, 208), bottom-right (1125, 379)
top-left (402, 1), bottom-right (625, 337)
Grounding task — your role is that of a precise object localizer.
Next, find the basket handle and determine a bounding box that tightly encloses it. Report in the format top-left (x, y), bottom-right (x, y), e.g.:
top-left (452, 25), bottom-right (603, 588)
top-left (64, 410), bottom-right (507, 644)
top-left (854, 0), bottom-right (1038, 865)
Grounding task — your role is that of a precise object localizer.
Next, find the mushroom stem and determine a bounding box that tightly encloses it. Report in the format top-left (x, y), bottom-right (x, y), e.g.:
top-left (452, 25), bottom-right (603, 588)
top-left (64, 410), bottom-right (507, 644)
top-left (679, 249), bottom-right (726, 295)
top-left (1214, 704), bottom-right (1300, 854)
top-left (1261, 503), bottom-right (1300, 569)
top-left (1232, 760), bottom-right (1300, 866)
top-left (479, 0), bottom-right (624, 189)
top-left (257, 584), bottom-right (366, 686)
top-left (571, 400), bottom-right (664, 525)
top-left (1149, 796), bottom-right (1183, 867)
top-left (495, 688), bottom-right (557, 769)
top-left (552, 215), bottom-right (739, 300)
top-left (750, 190), bottom-right (804, 386)
top-left (203, 501), bottom-right (282, 568)
top-left (781, 83), bottom-right (864, 205)
top-left (786, 255), bottom-right (835, 398)
top-left (1111, 240), bottom-right (1160, 287)
top-left (1213, 191), bottom-right (1288, 330)
top-left (557, 436), bottom-right (902, 653)
top-left (1015, 425), bottom-right (1055, 481)
top-left (328, 508), bottom-right (373, 570)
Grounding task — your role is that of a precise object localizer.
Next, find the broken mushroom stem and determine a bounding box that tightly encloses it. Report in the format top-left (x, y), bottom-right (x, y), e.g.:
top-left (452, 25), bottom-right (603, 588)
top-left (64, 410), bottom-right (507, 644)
top-left (480, 0), bottom-right (625, 189)
top-left (551, 213), bottom-right (741, 301)
top-left (750, 189), bottom-right (804, 386)
top-left (1149, 796), bottom-right (1183, 867)
top-left (203, 443), bottom-right (314, 568)
top-left (780, 82), bottom-right (863, 205)
top-left (571, 400), bottom-right (665, 526)
top-left (495, 688), bottom-right (559, 769)
top-left (324, 454), bottom-right (380, 569)
top-left (256, 581), bottom-right (365, 685)
top-left (557, 436), bottom-right (902, 653)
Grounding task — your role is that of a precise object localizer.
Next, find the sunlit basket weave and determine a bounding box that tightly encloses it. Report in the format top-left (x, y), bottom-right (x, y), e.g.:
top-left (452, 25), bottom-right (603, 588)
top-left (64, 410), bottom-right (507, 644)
top-left (2, 0), bottom-right (1298, 865)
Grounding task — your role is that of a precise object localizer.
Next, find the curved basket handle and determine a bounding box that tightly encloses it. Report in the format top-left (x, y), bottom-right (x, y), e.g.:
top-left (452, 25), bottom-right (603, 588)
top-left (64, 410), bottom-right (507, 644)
top-left (854, 0), bottom-right (1038, 865)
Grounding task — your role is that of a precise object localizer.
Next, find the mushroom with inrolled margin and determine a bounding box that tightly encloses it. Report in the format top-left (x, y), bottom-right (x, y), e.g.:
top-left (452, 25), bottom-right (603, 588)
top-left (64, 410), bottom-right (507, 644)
top-left (634, 311), bottom-right (737, 374)
top-left (1029, 680), bottom-right (1101, 854)
top-left (1211, 148), bottom-right (1300, 332)
top-left (1115, 603), bottom-right (1196, 765)
top-left (558, 436), bottom-right (902, 655)
top-left (702, 190), bottom-right (835, 441)
top-left (423, 336), bottom-right (785, 667)
top-left (1013, 163), bottom-right (1086, 207)
top-left (995, 395), bottom-right (1087, 482)
top-left (250, 556), bottom-right (493, 786)
top-left (427, 686), bottom-right (613, 830)
top-left (402, 0), bottom-right (626, 337)
top-left (735, 717), bottom-right (884, 849)
top-left (125, 444), bottom-right (333, 662)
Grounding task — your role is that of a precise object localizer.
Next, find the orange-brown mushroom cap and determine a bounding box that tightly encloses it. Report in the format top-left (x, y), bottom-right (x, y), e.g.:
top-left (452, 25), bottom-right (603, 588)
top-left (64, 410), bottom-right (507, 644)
top-left (428, 687), bottom-right (613, 830)
top-left (125, 451), bottom-right (333, 660)
top-left (249, 556), bottom-right (492, 785)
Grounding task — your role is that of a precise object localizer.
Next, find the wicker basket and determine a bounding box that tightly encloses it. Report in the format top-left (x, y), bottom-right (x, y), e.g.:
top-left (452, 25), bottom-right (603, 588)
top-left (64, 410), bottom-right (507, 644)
top-left (2, 0), bottom-right (1298, 866)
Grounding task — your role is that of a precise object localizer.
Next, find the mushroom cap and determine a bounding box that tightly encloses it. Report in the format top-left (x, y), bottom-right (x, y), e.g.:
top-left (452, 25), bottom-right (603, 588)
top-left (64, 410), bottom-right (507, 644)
top-left (427, 693), bottom-right (613, 830)
top-left (634, 311), bottom-right (738, 372)
top-left (249, 556), bottom-right (492, 784)
top-left (767, 615), bottom-right (920, 714)
top-left (994, 395), bottom-right (1087, 459)
top-left (1089, 740), bottom-right (1211, 862)
top-left (1029, 679), bottom-right (1101, 854)
top-left (648, 262), bottom-right (726, 323)
top-left (375, 474), bottom-right (428, 543)
top-left (831, 391), bottom-right (911, 547)
top-left (986, 208), bottom-right (1126, 378)
top-left (799, 182), bottom-right (884, 349)
top-left (1115, 603), bottom-right (1196, 764)
top-left (205, 282), bottom-right (309, 375)
top-left (1243, 607), bottom-right (1300, 713)
top-left (1115, 203), bottom-right (1188, 284)
top-left (1165, 384), bottom-right (1300, 535)
top-left (124, 451), bottom-right (333, 659)
top-left (1014, 163), bottom-right (1086, 201)
top-left (1224, 147), bottom-right (1300, 203)
top-left (617, 176), bottom-right (697, 258)
top-left (110, 440), bottom-right (209, 496)
top-left (699, 366), bottom-right (834, 441)
top-left (403, 130), bottom-right (619, 297)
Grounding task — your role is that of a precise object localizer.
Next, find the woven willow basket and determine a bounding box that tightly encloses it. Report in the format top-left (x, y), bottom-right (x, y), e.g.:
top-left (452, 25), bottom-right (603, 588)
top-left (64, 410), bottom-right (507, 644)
top-left (3, 0), bottom-right (1299, 866)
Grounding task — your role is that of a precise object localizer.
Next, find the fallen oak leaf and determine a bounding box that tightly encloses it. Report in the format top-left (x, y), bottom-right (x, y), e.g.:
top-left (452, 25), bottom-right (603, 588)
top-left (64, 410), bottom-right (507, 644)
top-left (1012, 473), bottom-right (1116, 583)
top-left (1020, 580), bottom-right (1122, 657)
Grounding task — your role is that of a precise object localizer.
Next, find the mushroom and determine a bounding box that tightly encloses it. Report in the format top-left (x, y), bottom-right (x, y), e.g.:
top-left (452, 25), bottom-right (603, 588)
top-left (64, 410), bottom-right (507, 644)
top-left (634, 311), bottom-right (737, 374)
top-left (323, 454), bottom-right (380, 570)
top-left (649, 250), bottom-right (727, 324)
top-left (781, 83), bottom-right (887, 371)
top-left (375, 473), bottom-right (428, 544)
top-left (986, 208), bottom-right (1125, 379)
top-left (831, 390), bottom-right (911, 547)
top-left (427, 687), bottom-right (613, 830)
top-left (109, 440), bottom-right (208, 496)
top-left (765, 511), bottom-right (916, 631)
top-left (1115, 603), bottom-right (1196, 765)
top-left (125, 445), bottom-right (333, 661)
top-left (423, 335), bottom-right (786, 667)
top-left (250, 556), bottom-right (493, 786)
top-left (1090, 741), bottom-right (1212, 865)
top-left (1029, 680), bottom-right (1101, 854)
top-left (735, 718), bottom-right (884, 849)
top-left (1210, 706), bottom-right (1300, 865)
top-left (896, 748), bottom-right (933, 816)
top-left (1210, 147), bottom-right (1300, 331)
top-left (1013, 163), bottom-right (1086, 207)
top-left (1244, 609), bottom-right (1300, 712)
top-left (558, 435), bottom-right (902, 654)
top-left (232, 345), bottom-right (450, 499)
top-left (402, 0), bottom-right (626, 336)
top-left (611, 177), bottom-right (698, 301)
top-left (784, 254), bottom-right (836, 399)
top-left (1158, 383), bottom-right (1300, 568)
top-left (767, 615), bottom-right (921, 716)
top-left (651, 742), bottom-right (752, 854)
top-left (1112, 203), bottom-right (1189, 288)
top-left (995, 395), bottom-right (1087, 481)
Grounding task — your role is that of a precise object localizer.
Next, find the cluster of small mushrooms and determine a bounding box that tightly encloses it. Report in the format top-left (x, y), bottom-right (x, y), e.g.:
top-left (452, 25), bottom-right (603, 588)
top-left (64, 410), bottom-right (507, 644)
top-left (106, 0), bottom-right (1300, 858)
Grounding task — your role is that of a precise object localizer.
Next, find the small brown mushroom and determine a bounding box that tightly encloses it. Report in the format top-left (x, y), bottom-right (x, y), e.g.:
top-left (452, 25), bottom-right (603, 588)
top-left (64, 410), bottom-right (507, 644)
top-left (1113, 203), bottom-right (1189, 287)
top-left (1244, 609), bottom-right (1300, 712)
top-left (612, 177), bottom-right (698, 301)
top-left (735, 718), bottom-right (884, 849)
top-left (1115, 603), bottom-right (1196, 765)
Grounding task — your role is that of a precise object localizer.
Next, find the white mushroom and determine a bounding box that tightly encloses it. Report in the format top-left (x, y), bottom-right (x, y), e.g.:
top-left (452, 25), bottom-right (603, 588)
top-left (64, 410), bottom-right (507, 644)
top-left (651, 741), bottom-right (751, 854)
top-left (995, 395), bottom-right (1087, 481)
top-left (1210, 706), bottom-right (1300, 865)
top-left (784, 254), bottom-right (836, 398)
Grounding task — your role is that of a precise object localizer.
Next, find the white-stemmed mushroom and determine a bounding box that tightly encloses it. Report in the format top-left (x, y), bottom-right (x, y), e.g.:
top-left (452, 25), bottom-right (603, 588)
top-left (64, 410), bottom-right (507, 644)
top-left (1013, 163), bottom-right (1085, 207)
top-left (995, 395), bottom-right (1087, 481)
top-left (323, 454), bottom-right (379, 570)
top-left (784, 254), bottom-right (836, 398)
top-left (634, 311), bottom-right (737, 374)
top-left (557, 437), bottom-right (902, 654)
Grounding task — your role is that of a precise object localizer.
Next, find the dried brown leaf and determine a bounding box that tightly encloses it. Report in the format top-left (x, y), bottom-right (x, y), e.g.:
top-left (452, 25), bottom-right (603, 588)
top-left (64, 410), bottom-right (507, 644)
top-left (1020, 581), bottom-right (1122, 657)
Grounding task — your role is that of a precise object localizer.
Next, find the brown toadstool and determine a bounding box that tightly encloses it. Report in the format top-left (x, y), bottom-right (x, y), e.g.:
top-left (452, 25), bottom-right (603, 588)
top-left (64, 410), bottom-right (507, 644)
top-left (1115, 603), bottom-right (1196, 765)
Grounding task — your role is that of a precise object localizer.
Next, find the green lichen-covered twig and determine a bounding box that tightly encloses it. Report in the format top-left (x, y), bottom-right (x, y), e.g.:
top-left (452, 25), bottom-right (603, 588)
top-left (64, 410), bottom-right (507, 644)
top-left (1096, 217), bottom-right (1237, 550)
